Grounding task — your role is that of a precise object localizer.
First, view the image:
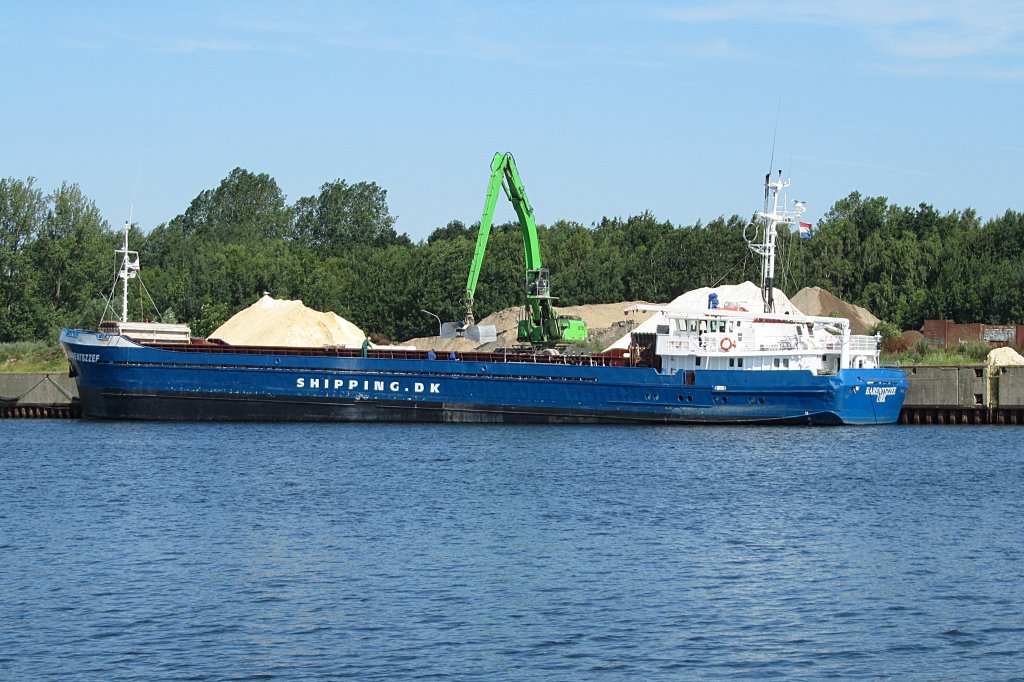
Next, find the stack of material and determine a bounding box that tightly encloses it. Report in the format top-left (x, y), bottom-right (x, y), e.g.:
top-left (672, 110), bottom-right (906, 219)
top-left (987, 347), bottom-right (1024, 366)
top-left (667, 282), bottom-right (801, 315)
top-left (209, 294), bottom-right (367, 348)
top-left (791, 286), bottom-right (880, 335)
top-left (899, 330), bottom-right (925, 346)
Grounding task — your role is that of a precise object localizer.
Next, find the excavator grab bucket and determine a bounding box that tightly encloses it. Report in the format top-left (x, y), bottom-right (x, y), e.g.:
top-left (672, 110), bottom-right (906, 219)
top-left (440, 321), bottom-right (497, 343)
top-left (439, 321), bottom-right (464, 340)
top-left (466, 324), bottom-right (497, 343)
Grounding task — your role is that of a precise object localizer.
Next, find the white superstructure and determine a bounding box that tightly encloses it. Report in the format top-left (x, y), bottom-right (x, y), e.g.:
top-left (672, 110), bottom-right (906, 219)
top-left (623, 171), bottom-right (882, 374)
top-left (628, 304), bottom-right (883, 374)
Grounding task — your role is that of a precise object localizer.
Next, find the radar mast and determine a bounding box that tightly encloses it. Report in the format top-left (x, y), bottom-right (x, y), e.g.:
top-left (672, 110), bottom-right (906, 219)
top-left (747, 171), bottom-right (806, 313)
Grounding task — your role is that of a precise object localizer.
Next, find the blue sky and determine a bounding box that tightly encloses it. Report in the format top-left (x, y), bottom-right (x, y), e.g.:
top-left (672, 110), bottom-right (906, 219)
top-left (4, 1), bottom-right (1022, 240)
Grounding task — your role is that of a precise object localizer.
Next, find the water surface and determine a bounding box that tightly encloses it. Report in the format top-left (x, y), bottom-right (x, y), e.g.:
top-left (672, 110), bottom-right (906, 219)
top-left (2, 422), bottom-right (1022, 680)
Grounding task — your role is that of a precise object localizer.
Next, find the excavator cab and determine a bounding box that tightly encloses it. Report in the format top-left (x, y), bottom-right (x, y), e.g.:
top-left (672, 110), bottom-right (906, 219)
top-left (518, 267), bottom-right (588, 345)
top-left (525, 268), bottom-right (551, 299)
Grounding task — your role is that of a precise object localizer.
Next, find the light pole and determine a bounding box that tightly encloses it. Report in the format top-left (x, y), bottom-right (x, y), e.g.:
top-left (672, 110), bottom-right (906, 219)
top-left (420, 309), bottom-right (442, 336)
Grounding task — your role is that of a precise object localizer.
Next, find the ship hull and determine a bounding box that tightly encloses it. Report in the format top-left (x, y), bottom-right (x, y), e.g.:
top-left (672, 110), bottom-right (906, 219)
top-left (61, 330), bottom-right (907, 425)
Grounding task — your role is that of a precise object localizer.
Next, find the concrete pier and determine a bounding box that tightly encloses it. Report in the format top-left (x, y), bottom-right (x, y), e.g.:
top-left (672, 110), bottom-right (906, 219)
top-left (899, 365), bottom-right (1024, 425)
top-left (0, 372), bottom-right (81, 418)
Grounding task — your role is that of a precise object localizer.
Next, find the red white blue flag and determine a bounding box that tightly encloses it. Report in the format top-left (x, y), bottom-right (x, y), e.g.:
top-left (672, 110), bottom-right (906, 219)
top-left (799, 221), bottom-right (814, 239)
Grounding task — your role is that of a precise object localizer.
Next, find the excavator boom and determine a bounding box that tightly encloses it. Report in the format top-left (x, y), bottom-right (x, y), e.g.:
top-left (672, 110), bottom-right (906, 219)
top-left (445, 152), bottom-right (587, 346)
top-left (464, 153), bottom-right (543, 304)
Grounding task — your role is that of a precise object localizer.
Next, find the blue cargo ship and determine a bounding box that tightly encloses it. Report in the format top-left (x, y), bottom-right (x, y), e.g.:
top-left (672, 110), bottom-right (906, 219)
top-left (60, 313), bottom-right (905, 424)
top-left (59, 170), bottom-right (907, 424)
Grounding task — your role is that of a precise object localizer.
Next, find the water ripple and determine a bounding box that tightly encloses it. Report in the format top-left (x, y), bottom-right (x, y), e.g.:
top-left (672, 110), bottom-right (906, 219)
top-left (1, 422), bottom-right (1023, 680)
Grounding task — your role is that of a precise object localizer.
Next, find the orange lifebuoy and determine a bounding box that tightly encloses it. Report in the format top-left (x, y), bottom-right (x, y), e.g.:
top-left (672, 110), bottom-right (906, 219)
top-left (720, 337), bottom-right (734, 351)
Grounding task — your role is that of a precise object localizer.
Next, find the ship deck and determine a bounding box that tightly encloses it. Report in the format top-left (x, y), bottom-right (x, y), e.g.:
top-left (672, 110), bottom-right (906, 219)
top-left (142, 338), bottom-right (639, 367)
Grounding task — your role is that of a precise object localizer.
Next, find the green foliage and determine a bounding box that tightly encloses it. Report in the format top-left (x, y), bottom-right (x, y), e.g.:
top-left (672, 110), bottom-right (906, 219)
top-left (3, 167), bottom-right (1024, 347)
top-left (292, 179), bottom-right (402, 250)
top-left (869, 321), bottom-right (900, 344)
top-left (0, 178), bottom-right (116, 340)
top-left (884, 341), bottom-right (998, 366)
top-left (193, 302), bottom-right (232, 339)
top-left (0, 340), bottom-right (67, 372)
top-left (176, 168), bottom-right (291, 243)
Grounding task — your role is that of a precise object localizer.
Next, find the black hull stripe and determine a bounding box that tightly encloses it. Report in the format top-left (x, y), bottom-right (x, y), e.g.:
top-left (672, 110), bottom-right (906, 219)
top-left (81, 388), bottom-right (847, 425)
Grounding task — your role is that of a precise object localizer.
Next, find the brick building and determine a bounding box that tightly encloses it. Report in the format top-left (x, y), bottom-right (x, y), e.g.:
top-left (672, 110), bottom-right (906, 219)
top-left (923, 319), bottom-right (1024, 347)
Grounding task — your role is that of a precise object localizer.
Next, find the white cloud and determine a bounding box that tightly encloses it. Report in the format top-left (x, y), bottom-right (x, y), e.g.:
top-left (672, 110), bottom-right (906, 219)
top-left (653, 0), bottom-right (1024, 60)
top-left (156, 39), bottom-right (257, 54)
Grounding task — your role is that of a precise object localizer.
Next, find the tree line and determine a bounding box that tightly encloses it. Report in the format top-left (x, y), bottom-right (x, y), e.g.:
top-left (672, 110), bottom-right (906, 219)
top-left (1, 168), bottom-right (1022, 344)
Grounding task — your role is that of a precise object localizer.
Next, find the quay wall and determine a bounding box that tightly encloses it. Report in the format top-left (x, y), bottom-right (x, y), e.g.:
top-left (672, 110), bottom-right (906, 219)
top-left (900, 365), bottom-right (1024, 425)
top-left (0, 372), bottom-right (80, 418)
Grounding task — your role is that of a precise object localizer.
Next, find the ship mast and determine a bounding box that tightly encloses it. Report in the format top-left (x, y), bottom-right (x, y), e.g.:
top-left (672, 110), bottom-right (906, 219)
top-left (748, 171), bottom-right (805, 313)
top-left (114, 220), bottom-right (140, 323)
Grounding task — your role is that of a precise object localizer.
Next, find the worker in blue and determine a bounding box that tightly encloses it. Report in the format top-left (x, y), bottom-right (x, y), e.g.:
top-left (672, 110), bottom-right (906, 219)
top-left (427, 350), bottom-right (436, 360)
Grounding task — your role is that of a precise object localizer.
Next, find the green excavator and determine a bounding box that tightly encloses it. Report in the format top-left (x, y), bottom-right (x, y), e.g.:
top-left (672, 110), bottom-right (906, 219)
top-left (441, 152), bottom-right (588, 346)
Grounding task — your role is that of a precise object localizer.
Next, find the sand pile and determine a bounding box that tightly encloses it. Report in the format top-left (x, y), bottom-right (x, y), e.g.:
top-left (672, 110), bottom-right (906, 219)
top-left (791, 287), bottom-right (880, 335)
top-left (987, 346), bottom-right (1024, 366)
top-left (210, 294), bottom-right (367, 347)
top-left (667, 282), bottom-right (801, 315)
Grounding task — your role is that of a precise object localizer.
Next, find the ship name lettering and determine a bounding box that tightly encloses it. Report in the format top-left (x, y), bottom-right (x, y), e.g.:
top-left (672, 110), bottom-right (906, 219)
top-left (295, 376), bottom-right (440, 395)
top-left (865, 386), bottom-right (897, 402)
top-left (70, 352), bottom-right (100, 363)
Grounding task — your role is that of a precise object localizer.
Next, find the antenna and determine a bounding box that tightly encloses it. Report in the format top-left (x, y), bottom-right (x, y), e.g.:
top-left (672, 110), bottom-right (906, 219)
top-left (115, 210), bottom-right (140, 323)
top-left (766, 96), bottom-right (782, 179)
top-left (747, 171), bottom-right (806, 314)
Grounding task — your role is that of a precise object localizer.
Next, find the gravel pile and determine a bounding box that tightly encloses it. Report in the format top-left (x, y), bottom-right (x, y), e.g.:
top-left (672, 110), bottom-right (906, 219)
top-left (791, 286), bottom-right (880, 335)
